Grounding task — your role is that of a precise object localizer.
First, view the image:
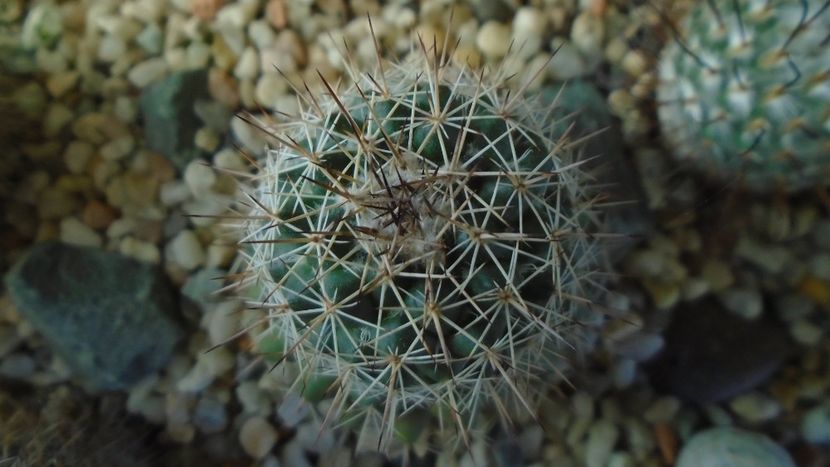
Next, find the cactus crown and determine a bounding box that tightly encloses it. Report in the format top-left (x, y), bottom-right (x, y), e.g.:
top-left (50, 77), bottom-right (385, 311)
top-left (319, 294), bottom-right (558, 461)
top-left (656, 0), bottom-right (830, 192)
top-left (233, 33), bottom-right (605, 449)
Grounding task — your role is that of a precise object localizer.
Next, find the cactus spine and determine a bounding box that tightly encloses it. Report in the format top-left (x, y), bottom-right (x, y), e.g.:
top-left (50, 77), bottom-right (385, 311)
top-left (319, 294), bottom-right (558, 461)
top-left (656, 0), bottom-right (830, 192)
top-left (232, 32), bottom-right (606, 449)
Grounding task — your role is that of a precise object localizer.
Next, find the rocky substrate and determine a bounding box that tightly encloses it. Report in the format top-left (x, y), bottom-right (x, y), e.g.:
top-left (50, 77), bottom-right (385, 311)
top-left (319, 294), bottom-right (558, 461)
top-left (1, 0), bottom-right (828, 466)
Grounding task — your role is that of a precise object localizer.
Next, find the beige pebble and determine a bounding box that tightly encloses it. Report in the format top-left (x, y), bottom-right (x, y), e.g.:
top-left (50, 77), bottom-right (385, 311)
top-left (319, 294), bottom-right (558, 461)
top-left (255, 73), bottom-right (288, 109)
top-left (169, 230), bottom-right (205, 271)
top-left (512, 8), bottom-right (547, 58)
top-left (570, 11), bottom-right (604, 55)
top-left (208, 67), bottom-right (240, 108)
top-left (265, 0), bottom-right (286, 30)
top-left (63, 141), bottom-right (94, 174)
top-left (234, 47), bottom-right (259, 80)
top-left (477, 21), bottom-right (512, 59)
top-left (45, 71), bottom-right (80, 97)
top-left (239, 416), bottom-right (279, 459)
top-left (119, 236), bottom-right (161, 263)
top-left (622, 50), bottom-right (648, 77)
top-left (194, 127), bottom-right (220, 152)
top-left (60, 217), bottom-right (103, 248)
top-left (184, 160), bottom-right (217, 197)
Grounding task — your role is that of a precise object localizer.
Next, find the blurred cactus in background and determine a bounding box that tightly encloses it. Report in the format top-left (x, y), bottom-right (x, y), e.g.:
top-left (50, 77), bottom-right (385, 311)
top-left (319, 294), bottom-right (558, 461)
top-left (657, 0), bottom-right (830, 192)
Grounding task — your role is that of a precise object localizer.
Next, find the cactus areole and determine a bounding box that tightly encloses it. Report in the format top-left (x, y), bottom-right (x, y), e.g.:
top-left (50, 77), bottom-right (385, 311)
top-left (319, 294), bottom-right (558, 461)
top-left (234, 39), bottom-right (606, 448)
top-left (657, 0), bottom-right (830, 192)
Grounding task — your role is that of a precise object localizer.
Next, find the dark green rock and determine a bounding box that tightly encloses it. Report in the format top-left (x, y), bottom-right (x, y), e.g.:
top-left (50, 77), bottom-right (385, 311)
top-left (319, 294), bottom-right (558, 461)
top-left (139, 69), bottom-right (209, 170)
top-left (4, 242), bottom-right (183, 390)
top-left (538, 81), bottom-right (653, 260)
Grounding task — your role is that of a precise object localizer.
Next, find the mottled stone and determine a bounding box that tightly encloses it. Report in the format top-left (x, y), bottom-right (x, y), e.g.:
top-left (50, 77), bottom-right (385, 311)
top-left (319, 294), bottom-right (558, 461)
top-left (4, 242), bottom-right (183, 389)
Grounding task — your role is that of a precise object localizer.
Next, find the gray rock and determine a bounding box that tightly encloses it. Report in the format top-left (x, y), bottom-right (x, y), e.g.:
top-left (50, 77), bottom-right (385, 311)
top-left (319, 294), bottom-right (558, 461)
top-left (4, 242), bottom-right (183, 390)
top-left (647, 300), bottom-right (793, 403)
top-left (676, 427), bottom-right (795, 467)
top-left (139, 70), bottom-right (210, 170)
top-left (539, 81), bottom-right (652, 261)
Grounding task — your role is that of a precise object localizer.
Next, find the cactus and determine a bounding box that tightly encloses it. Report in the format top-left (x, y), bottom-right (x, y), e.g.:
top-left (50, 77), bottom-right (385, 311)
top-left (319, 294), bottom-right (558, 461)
top-left (656, 0), bottom-right (830, 192)
top-left (232, 35), bottom-right (606, 450)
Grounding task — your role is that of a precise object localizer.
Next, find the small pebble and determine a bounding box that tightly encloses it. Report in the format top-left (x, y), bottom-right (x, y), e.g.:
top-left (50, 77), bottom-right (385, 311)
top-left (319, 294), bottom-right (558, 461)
top-left (718, 288), bottom-right (763, 320)
top-left (476, 21), bottom-right (512, 59)
top-left (239, 416), bottom-right (279, 459)
top-left (168, 230), bottom-right (206, 271)
top-left (234, 47), bottom-right (259, 80)
top-left (128, 58), bottom-right (168, 88)
top-left (585, 419), bottom-right (619, 467)
top-left (730, 393), bottom-right (782, 423)
top-left (790, 319), bottom-right (823, 346)
top-left (60, 217), bottom-right (103, 247)
top-left (183, 160), bottom-right (217, 197)
top-left (63, 140), bottom-right (94, 174)
top-left (193, 395), bottom-right (228, 434)
top-left (802, 402), bottom-right (830, 445)
top-left (82, 199), bottom-right (117, 230)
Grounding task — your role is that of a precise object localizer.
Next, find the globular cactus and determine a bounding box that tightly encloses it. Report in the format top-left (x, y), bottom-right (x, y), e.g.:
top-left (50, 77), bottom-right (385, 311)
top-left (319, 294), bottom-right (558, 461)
top-left (232, 34), bottom-right (606, 450)
top-left (656, 0), bottom-right (830, 192)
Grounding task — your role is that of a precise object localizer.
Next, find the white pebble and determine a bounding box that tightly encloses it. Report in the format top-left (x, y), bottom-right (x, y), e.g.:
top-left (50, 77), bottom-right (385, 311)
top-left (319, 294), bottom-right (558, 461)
top-left (790, 319), bottom-right (823, 346)
top-left (570, 11), bottom-right (604, 56)
top-left (206, 243), bottom-right (236, 268)
top-left (255, 73), bottom-right (288, 108)
top-left (239, 416), bottom-right (279, 459)
top-left (99, 136), bottom-right (135, 161)
top-left (234, 47), bottom-right (259, 80)
top-left (476, 21), bottom-right (512, 59)
top-left (176, 347), bottom-right (234, 393)
top-left (231, 116), bottom-right (269, 155)
top-left (119, 237), bottom-right (161, 263)
top-left (186, 41), bottom-right (211, 69)
top-left (718, 288), bottom-right (763, 320)
top-left (248, 20), bottom-right (276, 49)
top-left (194, 127), bottom-right (220, 152)
top-left (97, 35), bottom-right (127, 62)
top-left (60, 217), bottom-right (103, 247)
top-left (213, 148), bottom-right (247, 172)
top-left (160, 181), bottom-right (192, 206)
top-left (585, 420), bottom-right (619, 467)
top-left (183, 160), bottom-right (217, 197)
top-left (730, 393), bottom-right (782, 423)
top-left (547, 39), bottom-right (588, 80)
top-left (512, 8), bottom-right (546, 58)
top-left (168, 230), bottom-right (205, 271)
top-left (128, 58), bottom-right (168, 87)
top-left (236, 381), bottom-right (272, 415)
top-left (205, 301), bottom-right (240, 346)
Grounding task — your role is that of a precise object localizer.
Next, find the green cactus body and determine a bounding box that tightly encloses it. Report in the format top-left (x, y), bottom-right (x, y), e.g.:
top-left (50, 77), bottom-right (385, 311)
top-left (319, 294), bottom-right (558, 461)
top-left (657, 0), bottom-right (830, 192)
top-left (235, 44), bottom-right (605, 449)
